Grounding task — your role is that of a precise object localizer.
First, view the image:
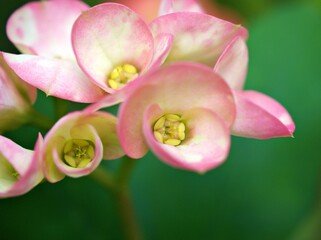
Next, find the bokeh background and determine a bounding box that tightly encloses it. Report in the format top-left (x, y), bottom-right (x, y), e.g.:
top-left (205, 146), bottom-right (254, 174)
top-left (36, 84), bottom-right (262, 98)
top-left (1, 0), bottom-right (321, 239)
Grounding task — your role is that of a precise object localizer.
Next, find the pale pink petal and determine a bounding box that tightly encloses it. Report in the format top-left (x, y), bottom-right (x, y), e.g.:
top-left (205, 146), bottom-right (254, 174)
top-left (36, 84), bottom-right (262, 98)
top-left (84, 74), bottom-right (144, 113)
top-left (77, 112), bottom-right (124, 160)
top-left (43, 112), bottom-right (88, 182)
top-left (148, 33), bottom-right (173, 70)
top-left (6, 0), bottom-right (89, 59)
top-left (0, 136), bottom-right (33, 177)
top-left (3, 53), bottom-right (106, 103)
top-left (10, 134), bottom-right (43, 197)
top-left (85, 90), bottom-right (126, 113)
top-left (232, 90), bottom-right (295, 139)
top-left (52, 124), bottom-right (103, 178)
top-left (43, 136), bottom-right (66, 183)
top-left (0, 135), bottom-right (43, 198)
top-left (43, 111), bottom-right (123, 182)
top-left (214, 36), bottom-right (248, 90)
top-left (0, 54), bottom-right (37, 132)
top-left (72, 3), bottom-right (154, 92)
top-left (85, 33), bottom-right (173, 112)
top-left (150, 12), bottom-right (248, 67)
top-left (0, 52), bottom-right (36, 104)
top-left (84, 32), bottom-right (174, 111)
top-left (158, 0), bottom-right (204, 15)
top-left (118, 63), bottom-right (235, 158)
top-left (0, 67), bottom-right (26, 110)
top-left (43, 112), bottom-right (90, 182)
top-left (118, 84), bottom-right (156, 158)
top-left (143, 104), bottom-right (230, 172)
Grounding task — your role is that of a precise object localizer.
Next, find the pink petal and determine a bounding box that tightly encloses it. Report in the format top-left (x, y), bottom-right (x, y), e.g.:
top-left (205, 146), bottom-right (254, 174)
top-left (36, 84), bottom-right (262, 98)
top-left (43, 111), bottom-right (123, 182)
top-left (158, 0), bottom-right (204, 15)
top-left (43, 135), bottom-right (66, 183)
top-left (3, 53), bottom-right (106, 103)
top-left (0, 52), bottom-right (36, 105)
top-left (150, 12), bottom-right (248, 67)
top-left (214, 36), bottom-right (248, 90)
top-left (6, 0), bottom-right (89, 59)
top-left (52, 124), bottom-right (103, 178)
top-left (118, 84), bottom-right (156, 158)
top-left (0, 53), bottom-right (38, 132)
top-left (11, 134), bottom-right (43, 196)
top-left (72, 3), bottom-right (154, 92)
top-left (0, 135), bottom-right (43, 198)
top-left (143, 104), bottom-right (230, 172)
top-left (77, 112), bottom-right (124, 160)
top-left (84, 73), bottom-right (146, 113)
top-left (84, 34), bottom-right (173, 112)
top-left (232, 90), bottom-right (295, 139)
top-left (0, 136), bottom-right (33, 177)
top-left (118, 63), bottom-right (235, 158)
top-left (0, 66), bottom-right (27, 110)
top-left (148, 33), bottom-right (173, 71)
top-left (84, 89), bottom-right (128, 113)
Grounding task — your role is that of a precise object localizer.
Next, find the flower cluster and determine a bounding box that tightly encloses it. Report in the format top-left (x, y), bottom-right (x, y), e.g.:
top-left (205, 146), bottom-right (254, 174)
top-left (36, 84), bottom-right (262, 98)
top-left (0, 0), bottom-right (295, 198)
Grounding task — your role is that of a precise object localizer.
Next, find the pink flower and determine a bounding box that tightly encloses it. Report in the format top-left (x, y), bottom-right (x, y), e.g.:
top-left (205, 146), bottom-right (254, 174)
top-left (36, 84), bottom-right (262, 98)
top-left (150, 9), bottom-right (294, 139)
top-left (214, 36), bottom-right (295, 138)
top-left (85, 3), bottom-right (246, 111)
top-left (3, 0), bottom-right (105, 103)
top-left (0, 135), bottom-right (43, 198)
top-left (117, 63), bottom-right (235, 172)
top-left (41, 111), bottom-right (124, 183)
top-left (71, 3), bottom-right (172, 97)
top-left (0, 53), bottom-right (36, 133)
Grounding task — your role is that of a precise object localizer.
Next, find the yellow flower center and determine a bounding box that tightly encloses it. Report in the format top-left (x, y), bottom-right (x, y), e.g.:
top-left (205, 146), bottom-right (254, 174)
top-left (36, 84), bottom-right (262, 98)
top-left (107, 64), bottom-right (138, 90)
top-left (153, 114), bottom-right (186, 146)
top-left (63, 139), bottom-right (95, 168)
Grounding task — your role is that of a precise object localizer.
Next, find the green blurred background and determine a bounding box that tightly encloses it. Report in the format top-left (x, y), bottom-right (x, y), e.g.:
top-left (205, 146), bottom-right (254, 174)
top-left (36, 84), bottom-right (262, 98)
top-left (1, 0), bottom-right (321, 239)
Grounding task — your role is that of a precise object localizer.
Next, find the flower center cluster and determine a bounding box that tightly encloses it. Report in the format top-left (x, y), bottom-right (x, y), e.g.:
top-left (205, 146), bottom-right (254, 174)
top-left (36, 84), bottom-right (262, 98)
top-left (153, 114), bottom-right (186, 146)
top-left (107, 64), bottom-right (138, 90)
top-left (63, 139), bottom-right (95, 168)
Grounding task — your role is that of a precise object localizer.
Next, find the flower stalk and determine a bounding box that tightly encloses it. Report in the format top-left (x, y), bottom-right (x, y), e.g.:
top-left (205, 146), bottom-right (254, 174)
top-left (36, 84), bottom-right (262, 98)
top-left (91, 156), bottom-right (142, 240)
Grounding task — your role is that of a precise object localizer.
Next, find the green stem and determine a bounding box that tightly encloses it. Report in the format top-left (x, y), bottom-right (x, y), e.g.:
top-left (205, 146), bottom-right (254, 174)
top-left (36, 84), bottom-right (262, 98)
top-left (91, 156), bottom-right (142, 240)
top-left (26, 108), bottom-right (55, 130)
top-left (114, 156), bottom-right (138, 188)
top-left (114, 156), bottom-right (142, 240)
top-left (91, 167), bottom-right (115, 191)
top-left (113, 186), bottom-right (142, 240)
